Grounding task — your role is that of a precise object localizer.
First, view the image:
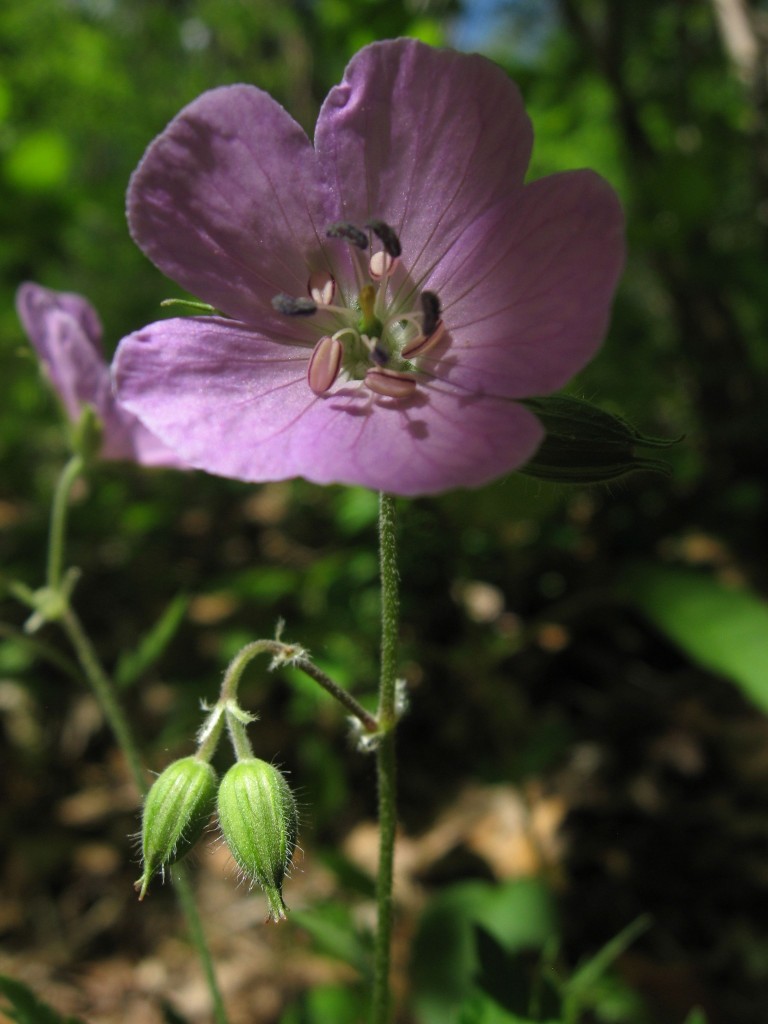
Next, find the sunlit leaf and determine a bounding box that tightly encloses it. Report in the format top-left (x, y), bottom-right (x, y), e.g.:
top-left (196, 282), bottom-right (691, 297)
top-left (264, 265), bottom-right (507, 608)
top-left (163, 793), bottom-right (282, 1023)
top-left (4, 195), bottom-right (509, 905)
top-left (626, 565), bottom-right (768, 713)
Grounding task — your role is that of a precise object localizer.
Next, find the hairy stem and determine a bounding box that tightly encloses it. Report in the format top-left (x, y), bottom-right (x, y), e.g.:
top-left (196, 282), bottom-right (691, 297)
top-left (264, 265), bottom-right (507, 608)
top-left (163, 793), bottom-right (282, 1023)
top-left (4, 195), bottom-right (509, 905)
top-left (219, 637), bottom-right (378, 732)
top-left (371, 492), bottom-right (400, 1024)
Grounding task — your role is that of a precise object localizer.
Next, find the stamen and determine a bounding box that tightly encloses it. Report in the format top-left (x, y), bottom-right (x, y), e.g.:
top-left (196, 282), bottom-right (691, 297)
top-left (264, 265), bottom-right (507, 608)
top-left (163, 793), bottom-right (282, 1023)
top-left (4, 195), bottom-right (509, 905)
top-left (326, 222), bottom-right (368, 249)
top-left (365, 367), bottom-right (417, 399)
top-left (369, 250), bottom-right (398, 281)
top-left (272, 294), bottom-right (317, 316)
top-left (307, 336), bottom-right (343, 395)
top-left (308, 271), bottom-right (335, 306)
top-left (401, 318), bottom-right (446, 359)
top-left (365, 220), bottom-right (402, 258)
top-left (420, 291), bottom-right (441, 337)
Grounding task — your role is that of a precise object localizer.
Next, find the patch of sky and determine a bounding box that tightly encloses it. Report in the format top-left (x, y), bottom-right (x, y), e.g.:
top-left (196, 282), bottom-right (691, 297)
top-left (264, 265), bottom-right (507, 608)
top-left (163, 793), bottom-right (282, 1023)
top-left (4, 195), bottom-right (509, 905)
top-left (450, 0), bottom-right (557, 62)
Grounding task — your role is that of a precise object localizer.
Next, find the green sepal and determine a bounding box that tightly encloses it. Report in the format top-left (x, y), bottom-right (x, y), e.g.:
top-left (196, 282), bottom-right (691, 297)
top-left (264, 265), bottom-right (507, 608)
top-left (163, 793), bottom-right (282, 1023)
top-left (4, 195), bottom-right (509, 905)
top-left (136, 756), bottom-right (217, 899)
top-left (217, 758), bottom-right (299, 922)
top-left (520, 395), bottom-right (679, 483)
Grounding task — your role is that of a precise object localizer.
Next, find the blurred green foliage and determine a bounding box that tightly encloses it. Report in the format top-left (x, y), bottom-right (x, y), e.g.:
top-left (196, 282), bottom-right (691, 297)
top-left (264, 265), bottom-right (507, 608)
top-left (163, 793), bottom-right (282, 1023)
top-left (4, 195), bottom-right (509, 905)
top-left (2, 0), bottom-right (768, 1022)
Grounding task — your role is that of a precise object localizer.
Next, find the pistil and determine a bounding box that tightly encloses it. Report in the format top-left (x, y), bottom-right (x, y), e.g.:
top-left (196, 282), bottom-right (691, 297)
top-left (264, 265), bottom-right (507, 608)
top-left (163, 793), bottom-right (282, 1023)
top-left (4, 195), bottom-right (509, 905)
top-left (272, 218), bottom-right (448, 400)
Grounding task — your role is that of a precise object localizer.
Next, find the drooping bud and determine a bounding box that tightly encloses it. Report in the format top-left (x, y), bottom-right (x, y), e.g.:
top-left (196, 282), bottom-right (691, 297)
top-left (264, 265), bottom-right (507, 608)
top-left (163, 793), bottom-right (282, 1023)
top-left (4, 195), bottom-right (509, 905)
top-left (135, 756), bottom-right (217, 900)
top-left (217, 758), bottom-right (299, 922)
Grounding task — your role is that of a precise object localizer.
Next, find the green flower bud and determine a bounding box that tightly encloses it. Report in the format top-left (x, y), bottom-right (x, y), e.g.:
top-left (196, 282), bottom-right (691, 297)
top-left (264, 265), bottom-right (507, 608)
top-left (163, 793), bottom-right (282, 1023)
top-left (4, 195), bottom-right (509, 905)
top-left (135, 756), bottom-right (217, 900)
top-left (217, 758), bottom-right (299, 922)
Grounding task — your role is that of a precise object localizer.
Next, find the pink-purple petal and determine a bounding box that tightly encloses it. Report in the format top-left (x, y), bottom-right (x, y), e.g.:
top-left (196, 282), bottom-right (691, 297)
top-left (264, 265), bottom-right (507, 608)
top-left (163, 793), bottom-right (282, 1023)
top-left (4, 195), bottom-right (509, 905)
top-left (16, 283), bottom-right (184, 468)
top-left (315, 39), bottom-right (533, 287)
top-left (127, 86), bottom-right (340, 326)
top-left (419, 170), bottom-right (625, 397)
top-left (113, 318), bottom-right (544, 496)
top-left (17, 283), bottom-right (105, 416)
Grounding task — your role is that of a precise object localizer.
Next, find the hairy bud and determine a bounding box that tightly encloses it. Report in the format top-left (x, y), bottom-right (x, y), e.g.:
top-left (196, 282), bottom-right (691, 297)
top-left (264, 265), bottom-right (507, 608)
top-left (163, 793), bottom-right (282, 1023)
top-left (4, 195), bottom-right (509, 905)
top-left (135, 756), bottom-right (217, 900)
top-left (217, 758), bottom-right (299, 922)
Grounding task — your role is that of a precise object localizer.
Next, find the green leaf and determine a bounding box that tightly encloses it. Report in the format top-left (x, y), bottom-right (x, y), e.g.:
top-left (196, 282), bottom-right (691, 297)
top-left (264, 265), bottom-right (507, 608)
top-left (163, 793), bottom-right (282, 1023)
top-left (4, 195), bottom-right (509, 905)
top-left (563, 915), bottom-right (651, 1007)
top-left (115, 594), bottom-right (188, 688)
top-left (0, 975), bottom-right (85, 1024)
top-left (279, 983), bottom-right (366, 1024)
top-left (625, 565), bottom-right (768, 712)
top-left (289, 903), bottom-right (372, 977)
top-left (456, 990), bottom-right (560, 1024)
top-left (411, 878), bottom-right (558, 1024)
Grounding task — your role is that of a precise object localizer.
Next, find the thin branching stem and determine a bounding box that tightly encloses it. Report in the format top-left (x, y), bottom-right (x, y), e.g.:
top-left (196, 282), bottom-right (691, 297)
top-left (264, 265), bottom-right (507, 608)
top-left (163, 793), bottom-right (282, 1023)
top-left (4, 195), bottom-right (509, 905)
top-left (218, 638), bottom-right (378, 732)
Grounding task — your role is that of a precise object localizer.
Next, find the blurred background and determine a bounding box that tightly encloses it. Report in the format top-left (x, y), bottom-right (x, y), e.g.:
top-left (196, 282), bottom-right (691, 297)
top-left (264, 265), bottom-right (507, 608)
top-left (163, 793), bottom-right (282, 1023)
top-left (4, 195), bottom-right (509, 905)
top-left (2, 1), bottom-right (768, 1022)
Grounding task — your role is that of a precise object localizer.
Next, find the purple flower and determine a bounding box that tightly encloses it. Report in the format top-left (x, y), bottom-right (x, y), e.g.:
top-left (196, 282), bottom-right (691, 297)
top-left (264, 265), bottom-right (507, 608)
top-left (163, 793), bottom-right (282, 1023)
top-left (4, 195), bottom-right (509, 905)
top-left (114, 39), bottom-right (624, 496)
top-left (16, 283), bottom-right (183, 467)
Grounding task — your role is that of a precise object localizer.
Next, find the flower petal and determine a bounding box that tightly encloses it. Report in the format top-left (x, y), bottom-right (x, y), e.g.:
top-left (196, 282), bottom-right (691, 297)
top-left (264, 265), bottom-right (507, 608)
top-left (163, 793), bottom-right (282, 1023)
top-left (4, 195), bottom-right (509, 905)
top-left (127, 86), bottom-right (340, 324)
top-left (16, 283), bottom-right (184, 467)
top-left (418, 170), bottom-right (625, 397)
top-left (316, 39), bottom-right (533, 285)
top-left (17, 283), bottom-right (105, 416)
top-left (114, 317), bottom-right (544, 496)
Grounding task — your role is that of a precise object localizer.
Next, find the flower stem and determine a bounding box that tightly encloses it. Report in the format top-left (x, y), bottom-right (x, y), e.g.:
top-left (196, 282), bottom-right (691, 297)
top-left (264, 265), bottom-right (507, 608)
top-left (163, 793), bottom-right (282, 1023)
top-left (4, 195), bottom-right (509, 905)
top-left (41, 458), bottom-right (229, 1024)
top-left (59, 607), bottom-right (229, 1024)
top-left (371, 492), bottom-right (400, 1024)
top-left (60, 606), bottom-right (146, 789)
top-left (46, 454), bottom-right (84, 591)
top-left (219, 638), bottom-right (378, 733)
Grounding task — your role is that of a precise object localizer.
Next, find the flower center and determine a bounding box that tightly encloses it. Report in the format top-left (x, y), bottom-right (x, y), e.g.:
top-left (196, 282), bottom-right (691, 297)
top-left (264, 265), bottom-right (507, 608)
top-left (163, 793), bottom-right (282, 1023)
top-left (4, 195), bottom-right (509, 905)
top-left (271, 221), bottom-right (446, 399)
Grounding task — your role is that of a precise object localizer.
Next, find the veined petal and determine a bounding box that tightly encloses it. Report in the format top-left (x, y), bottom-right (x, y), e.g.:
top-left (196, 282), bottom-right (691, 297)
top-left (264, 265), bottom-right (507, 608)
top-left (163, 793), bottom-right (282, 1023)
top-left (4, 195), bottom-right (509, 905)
top-left (17, 284), bottom-right (107, 424)
top-left (128, 86), bottom-right (341, 325)
top-left (315, 39), bottom-right (533, 286)
top-left (17, 283), bottom-right (105, 415)
top-left (16, 283), bottom-right (184, 468)
top-left (419, 170), bottom-right (625, 398)
top-left (114, 318), bottom-right (544, 496)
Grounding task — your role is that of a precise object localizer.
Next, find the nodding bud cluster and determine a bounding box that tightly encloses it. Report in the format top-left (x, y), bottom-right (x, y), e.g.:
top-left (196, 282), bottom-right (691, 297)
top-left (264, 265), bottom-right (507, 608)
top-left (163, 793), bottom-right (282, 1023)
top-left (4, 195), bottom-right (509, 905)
top-left (217, 758), bottom-right (299, 923)
top-left (135, 756), bottom-right (218, 900)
